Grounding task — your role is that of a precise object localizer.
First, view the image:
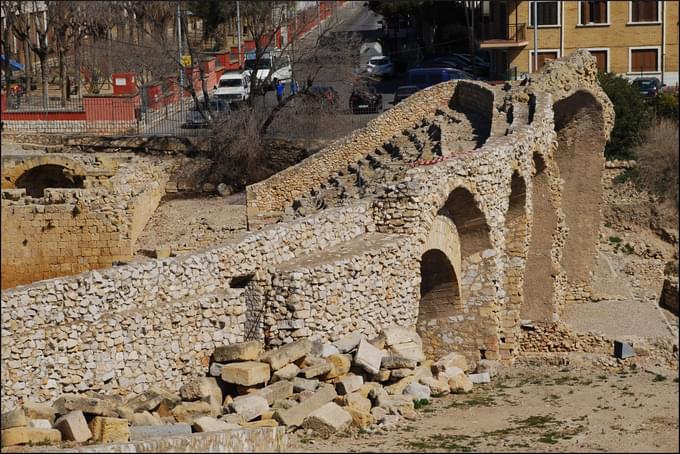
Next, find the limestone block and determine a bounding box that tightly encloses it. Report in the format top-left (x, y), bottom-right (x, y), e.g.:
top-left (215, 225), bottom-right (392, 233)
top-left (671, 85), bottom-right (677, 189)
top-left (358, 382), bottom-right (383, 399)
top-left (272, 363), bottom-right (300, 382)
top-left (1, 427), bottom-right (62, 447)
top-left (346, 408), bottom-right (375, 429)
top-left (371, 369), bottom-right (391, 382)
top-left (448, 374), bottom-right (473, 394)
top-left (125, 387), bottom-right (181, 413)
top-left (240, 419), bottom-right (279, 429)
top-left (213, 341), bottom-right (263, 363)
top-left (419, 376), bottom-right (450, 396)
top-left (336, 374), bottom-right (364, 395)
top-left (292, 377), bottom-right (319, 393)
top-left (354, 338), bottom-right (383, 375)
top-left (179, 377), bottom-right (222, 415)
top-left (129, 412), bottom-right (162, 427)
top-left (259, 339), bottom-right (312, 371)
top-left (22, 402), bottom-right (56, 424)
top-left (54, 410), bottom-right (92, 442)
top-left (272, 399), bottom-right (297, 410)
top-left (53, 394), bottom-right (117, 417)
top-left (320, 344), bottom-right (340, 358)
top-left (324, 354), bottom-right (351, 379)
top-left (433, 352), bottom-right (469, 373)
top-left (88, 416), bottom-right (129, 443)
top-left (254, 381), bottom-right (294, 406)
top-left (370, 407), bottom-right (388, 423)
top-left (301, 403), bottom-right (352, 437)
top-left (273, 384), bottom-right (337, 428)
top-left (475, 359), bottom-right (499, 377)
top-left (468, 373), bottom-right (491, 384)
top-left (301, 363), bottom-right (332, 379)
top-left (390, 368), bottom-right (414, 380)
top-left (385, 376), bottom-right (417, 395)
top-left (1, 408), bottom-right (27, 429)
top-left (390, 341), bottom-right (425, 363)
top-left (345, 393), bottom-right (372, 414)
top-left (27, 420), bottom-right (52, 429)
top-left (382, 326), bottom-right (421, 347)
top-left (376, 394), bottom-right (414, 415)
top-left (381, 355), bottom-right (417, 370)
top-left (219, 414), bottom-right (246, 425)
top-left (129, 423), bottom-right (192, 441)
top-left (192, 416), bottom-right (240, 432)
top-left (230, 395), bottom-right (269, 422)
top-left (210, 363), bottom-right (226, 377)
top-left (333, 332), bottom-right (364, 353)
top-left (221, 362), bottom-right (271, 386)
top-left (404, 383), bottom-right (431, 401)
top-left (171, 401), bottom-right (214, 424)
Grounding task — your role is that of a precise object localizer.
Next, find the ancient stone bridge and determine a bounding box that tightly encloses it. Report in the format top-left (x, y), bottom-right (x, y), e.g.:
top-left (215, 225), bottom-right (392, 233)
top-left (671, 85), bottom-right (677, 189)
top-left (1, 51), bottom-right (613, 408)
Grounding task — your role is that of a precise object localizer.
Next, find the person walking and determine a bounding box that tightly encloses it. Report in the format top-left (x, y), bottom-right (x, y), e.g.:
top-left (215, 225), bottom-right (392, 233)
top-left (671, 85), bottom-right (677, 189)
top-left (275, 79), bottom-right (284, 105)
top-left (290, 79), bottom-right (298, 96)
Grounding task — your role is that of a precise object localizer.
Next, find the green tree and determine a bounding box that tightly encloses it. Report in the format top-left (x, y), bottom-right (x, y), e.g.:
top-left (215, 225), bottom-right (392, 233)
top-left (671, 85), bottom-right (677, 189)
top-left (597, 72), bottom-right (653, 160)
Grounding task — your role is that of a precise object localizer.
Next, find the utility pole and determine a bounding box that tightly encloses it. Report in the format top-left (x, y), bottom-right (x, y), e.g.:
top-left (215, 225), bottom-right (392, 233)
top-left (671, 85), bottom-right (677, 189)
top-left (532, 0), bottom-right (538, 74)
top-left (236, 1), bottom-right (242, 68)
top-left (177, 2), bottom-right (184, 123)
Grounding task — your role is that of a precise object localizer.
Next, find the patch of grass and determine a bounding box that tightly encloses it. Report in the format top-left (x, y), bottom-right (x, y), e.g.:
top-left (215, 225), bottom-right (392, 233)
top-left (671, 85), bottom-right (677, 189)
top-left (413, 398), bottom-right (430, 409)
top-left (448, 394), bottom-right (496, 408)
top-left (653, 374), bottom-right (667, 382)
top-left (597, 374), bottom-right (609, 381)
top-left (608, 235), bottom-right (622, 244)
top-left (622, 243), bottom-right (635, 254)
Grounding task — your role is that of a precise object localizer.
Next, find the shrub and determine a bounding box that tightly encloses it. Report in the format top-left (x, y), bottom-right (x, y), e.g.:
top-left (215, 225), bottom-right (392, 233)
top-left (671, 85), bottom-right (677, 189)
top-left (634, 118), bottom-right (679, 208)
top-left (597, 72), bottom-right (653, 160)
top-left (650, 90), bottom-right (679, 121)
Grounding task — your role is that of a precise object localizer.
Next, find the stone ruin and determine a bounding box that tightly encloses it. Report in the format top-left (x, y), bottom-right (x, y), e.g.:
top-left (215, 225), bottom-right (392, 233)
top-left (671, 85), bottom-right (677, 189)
top-left (1, 50), bottom-right (614, 421)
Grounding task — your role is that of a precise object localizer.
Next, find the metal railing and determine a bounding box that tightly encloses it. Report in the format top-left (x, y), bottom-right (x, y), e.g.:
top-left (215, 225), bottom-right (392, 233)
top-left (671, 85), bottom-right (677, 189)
top-left (483, 22), bottom-right (527, 42)
top-left (4, 94), bottom-right (84, 112)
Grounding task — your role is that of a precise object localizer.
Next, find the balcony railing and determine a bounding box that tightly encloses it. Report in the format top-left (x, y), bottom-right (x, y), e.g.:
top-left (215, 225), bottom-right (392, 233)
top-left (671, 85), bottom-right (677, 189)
top-left (482, 22), bottom-right (527, 43)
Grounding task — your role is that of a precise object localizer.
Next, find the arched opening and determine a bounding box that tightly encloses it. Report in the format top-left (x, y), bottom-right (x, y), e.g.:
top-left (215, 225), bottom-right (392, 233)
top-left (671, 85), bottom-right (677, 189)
top-left (15, 165), bottom-right (84, 197)
top-left (523, 153), bottom-right (556, 321)
top-left (443, 187), bottom-right (492, 256)
top-left (419, 249), bottom-right (461, 319)
top-left (553, 90), bottom-right (606, 291)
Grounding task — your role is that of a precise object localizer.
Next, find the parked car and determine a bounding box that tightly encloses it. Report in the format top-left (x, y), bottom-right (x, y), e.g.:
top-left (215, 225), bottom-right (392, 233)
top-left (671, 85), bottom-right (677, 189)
top-left (632, 77), bottom-right (662, 97)
top-left (181, 98), bottom-right (231, 129)
top-left (350, 85), bottom-right (383, 114)
top-left (308, 85), bottom-right (339, 106)
top-left (366, 56), bottom-right (394, 78)
top-left (407, 67), bottom-right (472, 89)
top-left (214, 72), bottom-right (250, 104)
top-left (393, 85), bottom-right (420, 104)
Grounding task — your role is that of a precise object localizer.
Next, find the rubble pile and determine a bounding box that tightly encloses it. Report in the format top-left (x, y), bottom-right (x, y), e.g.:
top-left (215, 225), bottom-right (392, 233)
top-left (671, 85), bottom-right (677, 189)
top-left (0, 327), bottom-right (494, 448)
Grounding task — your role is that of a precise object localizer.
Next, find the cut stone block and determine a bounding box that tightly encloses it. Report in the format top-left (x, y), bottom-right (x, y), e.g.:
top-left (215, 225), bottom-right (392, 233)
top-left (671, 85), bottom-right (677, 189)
top-left (259, 339), bottom-right (312, 371)
top-left (219, 414), bottom-right (245, 425)
top-left (192, 416), bottom-right (240, 432)
top-left (213, 341), bottom-right (263, 362)
top-left (54, 410), bottom-right (92, 442)
top-left (301, 403), bottom-right (352, 437)
top-left (337, 374), bottom-right (364, 395)
top-left (254, 380), bottom-right (294, 406)
top-left (324, 354), bottom-right (352, 379)
top-left (209, 363), bottom-right (226, 377)
top-left (128, 412), bottom-right (162, 427)
top-left (346, 408), bottom-right (374, 429)
top-left (1, 427), bottom-right (61, 447)
top-left (370, 407), bottom-right (388, 423)
top-left (385, 376), bottom-right (417, 395)
top-left (27, 420), bottom-right (52, 429)
top-left (358, 382), bottom-right (383, 399)
top-left (125, 387), bottom-right (181, 413)
top-left (171, 401), bottom-right (213, 424)
top-left (371, 369), bottom-right (391, 382)
top-left (240, 420), bottom-right (279, 429)
top-left (433, 352), bottom-right (469, 373)
top-left (129, 423), bottom-right (191, 441)
top-left (439, 366), bottom-right (465, 380)
top-left (179, 377), bottom-right (222, 416)
top-left (272, 399), bottom-right (297, 410)
top-left (1, 408), bottom-right (27, 429)
top-left (230, 395), bottom-right (269, 422)
top-left (333, 332), bottom-right (364, 353)
top-left (320, 344), bottom-right (340, 358)
top-left (404, 382), bottom-right (431, 401)
top-left (448, 374), bottom-right (473, 393)
top-left (292, 377), bottom-right (319, 393)
top-left (390, 341), bottom-right (425, 363)
top-left (22, 402), bottom-right (56, 424)
top-left (614, 340), bottom-right (636, 359)
top-left (272, 363), bottom-right (300, 382)
top-left (53, 394), bottom-right (117, 417)
top-left (369, 333), bottom-right (387, 350)
top-left (381, 355), bottom-right (417, 370)
top-left (468, 372), bottom-right (491, 384)
top-left (273, 384), bottom-right (337, 428)
top-left (476, 359), bottom-right (500, 377)
top-left (221, 361), bottom-right (271, 386)
top-left (390, 368), bottom-right (414, 380)
top-left (354, 338), bottom-right (383, 375)
top-left (88, 416), bottom-right (129, 443)
top-left (375, 394), bottom-right (414, 415)
top-left (301, 363), bottom-right (332, 379)
top-left (345, 393), bottom-right (372, 414)
top-left (382, 326), bottom-right (421, 347)
top-left (419, 376), bottom-right (450, 396)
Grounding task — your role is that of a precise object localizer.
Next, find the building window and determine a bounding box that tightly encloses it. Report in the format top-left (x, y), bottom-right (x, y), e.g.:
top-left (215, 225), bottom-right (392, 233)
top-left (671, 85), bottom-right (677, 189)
top-left (630, 48), bottom-right (659, 73)
top-left (580, 1), bottom-right (608, 24)
top-left (630, 0), bottom-right (659, 23)
top-left (530, 50), bottom-right (559, 72)
top-left (529, 1), bottom-right (560, 27)
top-left (588, 50), bottom-right (608, 72)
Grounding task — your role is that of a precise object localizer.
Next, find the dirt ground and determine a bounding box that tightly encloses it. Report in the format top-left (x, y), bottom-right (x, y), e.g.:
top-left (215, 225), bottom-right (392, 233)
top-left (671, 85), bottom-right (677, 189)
top-left (289, 362), bottom-right (679, 453)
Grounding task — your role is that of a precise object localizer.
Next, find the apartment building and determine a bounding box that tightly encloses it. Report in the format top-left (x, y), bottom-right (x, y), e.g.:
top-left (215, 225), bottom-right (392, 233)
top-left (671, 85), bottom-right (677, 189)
top-left (480, 0), bottom-right (679, 85)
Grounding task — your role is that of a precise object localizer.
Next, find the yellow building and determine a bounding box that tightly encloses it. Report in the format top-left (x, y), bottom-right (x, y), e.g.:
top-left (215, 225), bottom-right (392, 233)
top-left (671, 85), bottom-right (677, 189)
top-left (480, 0), bottom-right (679, 85)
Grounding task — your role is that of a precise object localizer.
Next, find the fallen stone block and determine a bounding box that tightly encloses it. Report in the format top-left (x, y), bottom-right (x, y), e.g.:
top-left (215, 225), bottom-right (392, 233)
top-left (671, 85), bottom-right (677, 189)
top-left (381, 414), bottom-right (401, 427)
top-left (448, 374), bottom-right (473, 393)
top-left (27, 420), bottom-right (52, 429)
top-left (433, 352), bottom-right (469, 373)
top-left (354, 338), bottom-right (383, 375)
top-left (370, 407), bottom-right (388, 423)
top-left (213, 341), bottom-right (263, 363)
top-left (333, 332), bottom-right (364, 353)
top-left (376, 395), bottom-right (414, 416)
top-left (259, 339), bottom-right (312, 371)
top-left (129, 423), bottom-right (192, 441)
top-left (382, 326), bottom-right (421, 347)
top-left (1, 427), bottom-right (61, 447)
top-left (273, 384), bottom-right (337, 427)
top-left (301, 403), bottom-right (352, 437)
top-left (297, 391), bottom-right (314, 402)
top-left (54, 410), bottom-right (92, 442)
top-left (301, 363), bottom-right (332, 379)
top-left (171, 401), bottom-right (214, 424)
top-left (272, 399), bottom-right (297, 410)
top-left (88, 416), bottom-right (129, 443)
top-left (1, 408), bottom-right (27, 429)
top-left (390, 341), bottom-right (425, 363)
top-left (419, 376), bottom-right (450, 396)
top-left (254, 380), bottom-right (294, 406)
top-left (346, 408), bottom-right (374, 429)
top-left (390, 368), bottom-right (414, 380)
top-left (209, 362), bottom-right (226, 377)
top-left (614, 340), bottom-right (636, 359)
top-left (475, 359), bottom-right (499, 377)
top-left (337, 374), bottom-right (364, 395)
top-left (381, 355), bottom-right (417, 370)
top-left (385, 376), bottom-right (417, 395)
top-left (219, 414), bottom-right (246, 425)
top-left (292, 377), bottom-right (319, 393)
top-left (272, 363), bottom-right (300, 382)
top-left (192, 416), bottom-right (240, 432)
top-left (368, 333), bottom-right (387, 350)
top-left (324, 354), bottom-right (352, 379)
top-left (371, 369), bottom-right (391, 382)
top-left (240, 419), bottom-right (279, 429)
top-left (128, 412), bottom-right (162, 427)
top-left (53, 394), bottom-right (117, 417)
top-left (439, 366), bottom-right (464, 380)
top-left (125, 387), bottom-right (181, 413)
top-left (358, 382), bottom-right (383, 399)
top-left (22, 402), bottom-right (56, 424)
top-left (230, 395), bottom-right (269, 422)
top-left (468, 372), bottom-right (491, 384)
top-left (404, 382), bottom-right (431, 401)
top-left (180, 377), bottom-right (222, 404)
top-left (320, 344), bottom-right (340, 358)
top-left (344, 393), bottom-right (372, 414)
top-left (221, 361), bottom-right (271, 386)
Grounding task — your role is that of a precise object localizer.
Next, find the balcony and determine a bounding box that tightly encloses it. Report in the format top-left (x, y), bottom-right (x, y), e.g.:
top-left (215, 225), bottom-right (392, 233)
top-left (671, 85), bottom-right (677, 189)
top-left (480, 23), bottom-right (528, 49)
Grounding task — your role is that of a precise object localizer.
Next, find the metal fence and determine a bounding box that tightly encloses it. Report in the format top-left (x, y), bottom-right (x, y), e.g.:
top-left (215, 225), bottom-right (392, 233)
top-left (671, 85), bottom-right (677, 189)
top-left (5, 93), bottom-right (84, 112)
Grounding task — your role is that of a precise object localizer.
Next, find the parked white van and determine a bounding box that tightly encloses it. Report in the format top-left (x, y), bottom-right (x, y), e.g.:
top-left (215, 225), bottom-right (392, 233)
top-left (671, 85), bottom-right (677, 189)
top-left (214, 72), bottom-right (250, 103)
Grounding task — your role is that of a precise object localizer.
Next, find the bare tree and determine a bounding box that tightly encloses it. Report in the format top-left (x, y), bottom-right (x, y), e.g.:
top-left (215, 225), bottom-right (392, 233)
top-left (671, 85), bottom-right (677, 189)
top-left (11, 1), bottom-right (51, 106)
top-left (1, 1), bottom-right (18, 91)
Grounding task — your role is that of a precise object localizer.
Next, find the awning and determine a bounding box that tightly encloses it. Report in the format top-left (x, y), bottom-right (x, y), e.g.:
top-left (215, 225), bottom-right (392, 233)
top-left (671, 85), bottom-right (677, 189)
top-left (0, 55), bottom-right (25, 71)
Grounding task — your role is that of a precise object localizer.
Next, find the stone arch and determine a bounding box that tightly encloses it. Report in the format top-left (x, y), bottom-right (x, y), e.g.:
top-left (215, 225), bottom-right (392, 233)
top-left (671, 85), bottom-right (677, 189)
top-left (553, 89), bottom-right (606, 295)
top-left (443, 186), bottom-right (492, 257)
top-left (14, 164), bottom-right (85, 197)
top-left (522, 153), bottom-right (556, 321)
top-left (419, 249), bottom-right (462, 320)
